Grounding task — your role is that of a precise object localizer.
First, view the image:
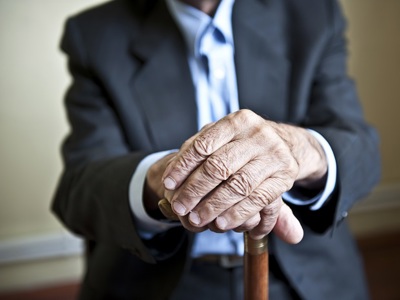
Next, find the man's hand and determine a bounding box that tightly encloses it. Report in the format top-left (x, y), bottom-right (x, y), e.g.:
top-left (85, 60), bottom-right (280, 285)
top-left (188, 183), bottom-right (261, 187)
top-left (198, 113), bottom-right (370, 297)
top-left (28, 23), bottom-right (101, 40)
top-left (143, 153), bottom-right (177, 217)
top-left (162, 110), bottom-right (328, 243)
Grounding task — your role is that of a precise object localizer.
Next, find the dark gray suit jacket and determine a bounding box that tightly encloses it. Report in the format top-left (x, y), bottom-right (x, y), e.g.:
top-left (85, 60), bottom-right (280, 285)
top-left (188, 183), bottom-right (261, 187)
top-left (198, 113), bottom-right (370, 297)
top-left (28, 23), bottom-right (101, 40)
top-left (52, 0), bottom-right (380, 299)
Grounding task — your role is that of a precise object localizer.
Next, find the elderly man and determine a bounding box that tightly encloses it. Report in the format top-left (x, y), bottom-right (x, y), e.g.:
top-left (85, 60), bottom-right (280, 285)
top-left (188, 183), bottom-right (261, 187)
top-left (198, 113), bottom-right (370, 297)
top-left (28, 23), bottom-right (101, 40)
top-left (53, 0), bottom-right (380, 299)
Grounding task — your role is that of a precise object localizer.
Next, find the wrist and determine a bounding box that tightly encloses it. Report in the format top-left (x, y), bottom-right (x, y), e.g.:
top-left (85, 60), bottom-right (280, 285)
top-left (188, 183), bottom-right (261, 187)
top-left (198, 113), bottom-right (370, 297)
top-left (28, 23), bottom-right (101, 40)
top-left (298, 128), bottom-right (328, 188)
top-left (283, 124), bottom-right (328, 188)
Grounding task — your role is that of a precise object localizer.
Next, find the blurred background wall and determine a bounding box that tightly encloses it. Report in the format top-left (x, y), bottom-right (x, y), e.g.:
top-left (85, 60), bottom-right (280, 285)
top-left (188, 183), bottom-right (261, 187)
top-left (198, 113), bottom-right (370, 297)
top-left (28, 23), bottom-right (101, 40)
top-left (0, 0), bottom-right (399, 293)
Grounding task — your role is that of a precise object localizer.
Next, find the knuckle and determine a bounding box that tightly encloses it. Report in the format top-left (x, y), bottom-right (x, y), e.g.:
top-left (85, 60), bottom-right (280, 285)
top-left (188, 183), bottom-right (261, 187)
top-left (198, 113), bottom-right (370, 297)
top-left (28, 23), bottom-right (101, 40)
top-left (181, 181), bottom-right (209, 200)
top-left (223, 114), bottom-right (237, 131)
top-left (202, 198), bottom-right (227, 216)
top-left (258, 124), bottom-right (273, 138)
top-left (229, 109), bottom-right (254, 128)
top-left (237, 109), bottom-right (254, 120)
top-left (230, 204), bottom-right (253, 222)
top-left (250, 187), bottom-right (276, 207)
top-left (226, 172), bottom-right (254, 197)
top-left (176, 156), bottom-right (194, 174)
top-left (193, 134), bottom-right (213, 157)
top-left (203, 154), bottom-right (231, 181)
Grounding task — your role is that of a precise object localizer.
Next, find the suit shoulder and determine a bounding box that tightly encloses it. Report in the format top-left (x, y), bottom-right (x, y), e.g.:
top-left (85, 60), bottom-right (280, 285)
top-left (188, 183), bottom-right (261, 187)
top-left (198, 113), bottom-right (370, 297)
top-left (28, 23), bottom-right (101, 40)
top-left (283, 0), bottom-right (342, 26)
top-left (65, 0), bottom-right (145, 33)
top-left (60, 0), bottom-right (145, 70)
top-left (69, 0), bottom-right (140, 28)
top-left (279, 0), bottom-right (346, 41)
top-left (61, 0), bottom-right (145, 55)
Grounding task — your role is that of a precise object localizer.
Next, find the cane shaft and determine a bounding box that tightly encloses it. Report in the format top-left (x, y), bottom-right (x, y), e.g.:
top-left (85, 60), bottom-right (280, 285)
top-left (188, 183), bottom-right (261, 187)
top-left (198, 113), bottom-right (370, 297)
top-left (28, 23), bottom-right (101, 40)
top-left (244, 233), bottom-right (269, 300)
top-left (158, 200), bottom-right (269, 299)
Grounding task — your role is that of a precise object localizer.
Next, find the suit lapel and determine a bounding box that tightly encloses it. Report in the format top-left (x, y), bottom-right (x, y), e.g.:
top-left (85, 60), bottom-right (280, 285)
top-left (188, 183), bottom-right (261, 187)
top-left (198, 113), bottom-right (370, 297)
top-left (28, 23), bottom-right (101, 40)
top-left (129, 1), bottom-right (198, 151)
top-left (128, 0), bottom-right (292, 152)
top-left (233, 0), bottom-right (291, 122)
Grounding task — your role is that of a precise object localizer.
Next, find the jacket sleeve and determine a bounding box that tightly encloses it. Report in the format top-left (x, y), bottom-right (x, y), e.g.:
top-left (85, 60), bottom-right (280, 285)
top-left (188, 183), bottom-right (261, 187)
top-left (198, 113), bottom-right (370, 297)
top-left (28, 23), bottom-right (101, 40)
top-left (52, 17), bottom-right (186, 264)
top-left (291, 0), bottom-right (381, 233)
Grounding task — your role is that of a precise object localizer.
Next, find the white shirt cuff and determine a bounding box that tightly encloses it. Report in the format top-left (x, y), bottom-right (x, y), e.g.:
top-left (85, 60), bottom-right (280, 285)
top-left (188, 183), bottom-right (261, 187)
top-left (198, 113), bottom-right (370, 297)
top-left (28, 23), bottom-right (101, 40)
top-left (129, 150), bottom-right (180, 235)
top-left (283, 129), bottom-right (337, 211)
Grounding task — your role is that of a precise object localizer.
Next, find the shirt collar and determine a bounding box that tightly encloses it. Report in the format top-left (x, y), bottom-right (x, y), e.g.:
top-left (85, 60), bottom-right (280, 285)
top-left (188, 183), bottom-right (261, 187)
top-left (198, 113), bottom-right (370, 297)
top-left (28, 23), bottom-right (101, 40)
top-left (166, 0), bottom-right (235, 57)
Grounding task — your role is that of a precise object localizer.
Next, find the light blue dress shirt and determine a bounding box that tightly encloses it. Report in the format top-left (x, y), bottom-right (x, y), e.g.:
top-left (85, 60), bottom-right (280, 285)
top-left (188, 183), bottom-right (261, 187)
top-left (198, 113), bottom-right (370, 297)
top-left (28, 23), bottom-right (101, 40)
top-left (129, 0), bottom-right (337, 257)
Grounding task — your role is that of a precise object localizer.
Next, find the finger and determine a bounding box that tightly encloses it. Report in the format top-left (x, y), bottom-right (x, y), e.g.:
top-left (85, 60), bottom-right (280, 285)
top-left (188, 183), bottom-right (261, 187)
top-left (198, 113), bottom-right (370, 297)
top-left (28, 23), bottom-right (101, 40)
top-left (162, 117), bottom-right (236, 191)
top-left (232, 213), bottom-right (261, 233)
top-left (248, 199), bottom-right (282, 240)
top-left (173, 140), bottom-right (259, 219)
top-left (206, 222), bottom-right (226, 234)
top-left (179, 215), bottom-right (208, 233)
top-left (186, 140), bottom-right (298, 226)
top-left (187, 157), bottom-right (276, 226)
top-left (272, 203), bottom-right (304, 244)
top-left (214, 177), bottom-right (291, 231)
top-left (162, 133), bottom-right (201, 190)
top-left (157, 199), bottom-right (206, 232)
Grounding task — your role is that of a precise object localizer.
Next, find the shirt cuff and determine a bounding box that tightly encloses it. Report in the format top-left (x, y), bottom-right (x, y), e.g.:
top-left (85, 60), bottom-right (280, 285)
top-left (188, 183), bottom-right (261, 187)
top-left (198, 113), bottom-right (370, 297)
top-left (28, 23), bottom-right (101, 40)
top-left (283, 129), bottom-right (337, 211)
top-left (129, 150), bottom-right (180, 235)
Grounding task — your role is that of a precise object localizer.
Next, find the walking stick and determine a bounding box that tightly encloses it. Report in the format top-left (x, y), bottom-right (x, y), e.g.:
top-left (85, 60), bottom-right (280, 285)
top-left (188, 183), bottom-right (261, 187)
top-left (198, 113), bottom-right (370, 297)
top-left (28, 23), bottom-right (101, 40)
top-left (158, 199), bottom-right (269, 299)
top-left (244, 232), bottom-right (269, 300)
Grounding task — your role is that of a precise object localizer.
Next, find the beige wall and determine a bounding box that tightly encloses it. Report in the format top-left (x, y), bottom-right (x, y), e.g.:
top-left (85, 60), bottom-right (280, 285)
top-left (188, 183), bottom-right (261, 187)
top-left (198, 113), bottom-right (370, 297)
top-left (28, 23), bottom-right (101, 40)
top-left (0, 0), bottom-right (105, 291)
top-left (0, 0), bottom-right (399, 292)
top-left (341, 0), bottom-right (400, 183)
top-left (0, 0), bottom-right (106, 240)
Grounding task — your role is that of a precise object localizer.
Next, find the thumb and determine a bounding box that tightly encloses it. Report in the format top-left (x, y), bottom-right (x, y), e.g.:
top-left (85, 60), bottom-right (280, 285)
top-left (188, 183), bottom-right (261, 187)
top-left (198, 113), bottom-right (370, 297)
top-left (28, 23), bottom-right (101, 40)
top-left (273, 202), bottom-right (304, 244)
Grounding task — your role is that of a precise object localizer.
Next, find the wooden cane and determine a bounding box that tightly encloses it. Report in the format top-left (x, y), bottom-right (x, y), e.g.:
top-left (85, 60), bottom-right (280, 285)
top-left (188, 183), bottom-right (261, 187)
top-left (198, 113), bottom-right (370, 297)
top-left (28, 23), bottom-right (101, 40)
top-left (244, 232), bottom-right (269, 300)
top-left (158, 199), bottom-right (269, 299)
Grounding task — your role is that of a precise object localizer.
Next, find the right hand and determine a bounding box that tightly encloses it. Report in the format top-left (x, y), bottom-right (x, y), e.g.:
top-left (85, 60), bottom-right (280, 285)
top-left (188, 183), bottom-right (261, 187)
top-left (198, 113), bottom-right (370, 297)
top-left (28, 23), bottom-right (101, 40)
top-left (147, 151), bottom-right (303, 243)
top-left (161, 111), bottom-right (309, 242)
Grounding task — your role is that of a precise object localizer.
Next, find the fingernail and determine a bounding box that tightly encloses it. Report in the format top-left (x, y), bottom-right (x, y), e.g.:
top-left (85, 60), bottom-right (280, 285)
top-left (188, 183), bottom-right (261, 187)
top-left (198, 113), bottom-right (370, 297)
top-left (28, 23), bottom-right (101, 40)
top-left (216, 216), bottom-right (227, 229)
top-left (163, 177), bottom-right (176, 190)
top-left (189, 212), bottom-right (200, 225)
top-left (172, 201), bottom-right (186, 216)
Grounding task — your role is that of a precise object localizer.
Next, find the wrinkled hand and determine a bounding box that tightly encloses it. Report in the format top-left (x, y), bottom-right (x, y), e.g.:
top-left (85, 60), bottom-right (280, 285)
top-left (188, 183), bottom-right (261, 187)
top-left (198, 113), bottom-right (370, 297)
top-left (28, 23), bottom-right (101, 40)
top-left (161, 110), bottom-right (327, 243)
top-left (144, 152), bottom-right (177, 215)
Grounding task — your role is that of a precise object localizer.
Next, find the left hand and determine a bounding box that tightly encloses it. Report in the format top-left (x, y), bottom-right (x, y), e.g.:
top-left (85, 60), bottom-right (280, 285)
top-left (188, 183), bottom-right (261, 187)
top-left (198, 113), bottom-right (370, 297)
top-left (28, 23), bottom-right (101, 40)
top-left (162, 109), bottom-right (327, 242)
